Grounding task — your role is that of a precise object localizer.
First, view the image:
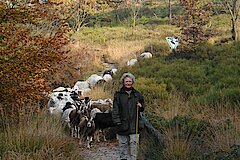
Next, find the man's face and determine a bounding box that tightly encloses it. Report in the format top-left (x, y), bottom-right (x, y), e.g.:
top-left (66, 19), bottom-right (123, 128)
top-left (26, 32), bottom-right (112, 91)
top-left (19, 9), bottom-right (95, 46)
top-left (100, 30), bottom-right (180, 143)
top-left (124, 77), bottom-right (133, 89)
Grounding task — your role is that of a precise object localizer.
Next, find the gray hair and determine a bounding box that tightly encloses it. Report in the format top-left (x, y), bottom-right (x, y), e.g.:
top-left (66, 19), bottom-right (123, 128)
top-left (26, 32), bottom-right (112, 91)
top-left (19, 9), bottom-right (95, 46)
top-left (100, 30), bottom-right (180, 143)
top-left (120, 72), bottom-right (136, 84)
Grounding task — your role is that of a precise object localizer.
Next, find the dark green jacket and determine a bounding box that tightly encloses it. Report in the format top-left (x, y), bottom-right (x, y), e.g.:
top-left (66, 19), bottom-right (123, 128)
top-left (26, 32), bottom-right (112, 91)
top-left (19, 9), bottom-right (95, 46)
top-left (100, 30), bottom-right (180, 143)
top-left (112, 87), bottom-right (144, 135)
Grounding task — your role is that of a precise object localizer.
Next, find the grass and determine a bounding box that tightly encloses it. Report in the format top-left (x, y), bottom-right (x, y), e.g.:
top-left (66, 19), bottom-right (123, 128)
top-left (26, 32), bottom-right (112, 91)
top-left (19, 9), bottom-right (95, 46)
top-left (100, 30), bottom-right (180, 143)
top-left (84, 85), bottom-right (114, 100)
top-left (0, 110), bottom-right (83, 160)
top-left (162, 131), bottom-right (191, 160)
top-left (75, 25), bottom-right (179, 67)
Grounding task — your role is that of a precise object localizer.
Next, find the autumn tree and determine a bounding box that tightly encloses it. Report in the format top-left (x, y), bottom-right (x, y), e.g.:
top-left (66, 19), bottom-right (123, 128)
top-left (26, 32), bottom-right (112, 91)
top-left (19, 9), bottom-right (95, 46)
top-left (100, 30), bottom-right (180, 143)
top-left (53, 0), bottom-right (108, 31)
top-left (0, 1), bottom-right (70, 120)
top-left (66, 0), bottom-right (98, 31)
top-left (177, 0), bottom-right (213, 52)
top-left (125, 0), bottom-right (145, 27)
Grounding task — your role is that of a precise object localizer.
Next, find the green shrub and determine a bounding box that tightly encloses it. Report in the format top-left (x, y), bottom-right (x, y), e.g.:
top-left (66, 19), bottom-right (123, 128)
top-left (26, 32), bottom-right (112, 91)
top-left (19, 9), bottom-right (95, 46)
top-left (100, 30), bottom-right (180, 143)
top-left (161, 115), bottom-right (211, 141)
top-left (136, 16), bottom-right (168, 25)
top-left (135, 77), bottom-right (168, 99)
top-left (223, 88), bottom-right (240, 105)
top-left (130, 41), bottom-right (240, 106)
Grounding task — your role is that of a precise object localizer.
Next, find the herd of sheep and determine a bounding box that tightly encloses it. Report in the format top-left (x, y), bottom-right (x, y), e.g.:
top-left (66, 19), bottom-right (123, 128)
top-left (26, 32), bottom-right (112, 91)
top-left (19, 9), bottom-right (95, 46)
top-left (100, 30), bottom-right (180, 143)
top-left (46, 52), bottom-right (153, 148)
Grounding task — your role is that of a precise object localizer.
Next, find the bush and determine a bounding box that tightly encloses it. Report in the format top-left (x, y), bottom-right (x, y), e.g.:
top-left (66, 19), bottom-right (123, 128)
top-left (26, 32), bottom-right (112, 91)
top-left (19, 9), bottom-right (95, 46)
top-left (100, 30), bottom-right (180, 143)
top-left (128, 41), bottom-right (240, 106)
top-left (136, 16), bottom-right (168, 25)
top-left (134, 77), bottom-right (169, 101)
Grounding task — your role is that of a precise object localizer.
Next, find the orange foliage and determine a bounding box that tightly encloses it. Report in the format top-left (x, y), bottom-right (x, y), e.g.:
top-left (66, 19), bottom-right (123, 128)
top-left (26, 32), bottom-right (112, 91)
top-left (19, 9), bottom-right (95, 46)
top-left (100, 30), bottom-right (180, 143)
top-left (176, 0), bottom-right (213, 52)
top-left (0, 3), bottom-right (70, 119)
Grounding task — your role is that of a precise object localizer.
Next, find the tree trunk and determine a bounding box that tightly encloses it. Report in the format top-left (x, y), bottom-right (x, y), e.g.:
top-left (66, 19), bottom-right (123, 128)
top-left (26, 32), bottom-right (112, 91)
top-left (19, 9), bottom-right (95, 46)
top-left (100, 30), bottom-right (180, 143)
top-left (224, 0), bottom-right (239, 41)
top-left (231, 0), bottom-right (239, 40)
top-left (231, 18), bottom-right (237, 40)
top-left (168, 0), bottom-right (172, 24)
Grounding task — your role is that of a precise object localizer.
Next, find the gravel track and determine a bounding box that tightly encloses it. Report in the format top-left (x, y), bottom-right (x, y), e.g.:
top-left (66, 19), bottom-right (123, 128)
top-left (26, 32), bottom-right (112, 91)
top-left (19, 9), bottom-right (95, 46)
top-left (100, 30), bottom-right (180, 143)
top-left (79, 139), bottom-right (120, 160)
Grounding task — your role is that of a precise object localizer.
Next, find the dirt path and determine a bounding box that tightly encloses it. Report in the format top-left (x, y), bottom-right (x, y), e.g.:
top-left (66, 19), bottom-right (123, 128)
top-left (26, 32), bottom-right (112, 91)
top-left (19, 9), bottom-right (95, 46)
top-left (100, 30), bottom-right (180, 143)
top-left (79, 139), bottom-right (120, 160)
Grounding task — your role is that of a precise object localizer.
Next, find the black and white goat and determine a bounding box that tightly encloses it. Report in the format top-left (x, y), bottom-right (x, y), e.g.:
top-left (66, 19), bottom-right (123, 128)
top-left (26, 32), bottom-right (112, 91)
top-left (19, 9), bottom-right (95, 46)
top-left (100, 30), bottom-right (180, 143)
top-left (69, 101), bottom-right (85, 138)
top-left (77, 107), bottom-right (96, 148)
top-left (81, 116), bottom-right (95, 148)
top-left (61, 102), bottom-right (76, 129)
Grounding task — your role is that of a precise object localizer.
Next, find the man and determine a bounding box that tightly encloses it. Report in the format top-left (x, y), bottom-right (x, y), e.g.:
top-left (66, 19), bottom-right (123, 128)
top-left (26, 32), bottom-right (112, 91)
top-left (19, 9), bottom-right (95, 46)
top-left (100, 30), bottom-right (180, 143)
top-left (112, 72), bottom-right (145, 160)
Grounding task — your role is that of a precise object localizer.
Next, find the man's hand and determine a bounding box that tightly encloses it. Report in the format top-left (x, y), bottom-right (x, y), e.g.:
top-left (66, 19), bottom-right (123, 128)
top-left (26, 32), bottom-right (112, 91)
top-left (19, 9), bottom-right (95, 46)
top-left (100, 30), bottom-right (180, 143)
top-left (137, 102), bottom-right (142, 108)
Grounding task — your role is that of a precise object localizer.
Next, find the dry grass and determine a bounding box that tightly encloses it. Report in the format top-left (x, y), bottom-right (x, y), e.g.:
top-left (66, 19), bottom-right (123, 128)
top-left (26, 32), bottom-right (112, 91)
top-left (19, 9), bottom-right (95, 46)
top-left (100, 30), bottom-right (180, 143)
top-left (84, 85), bottom-right (114, 100)
top-left (65, 42), bottom-right (105, 77)
top-left (206, 120), bottom-right (240, 153)
top-left (150, 94), bottom-right (191, 120)
top-left (202, 106), bottom-right (240, 152)
top-left (106, 39), bottom-right (149, 67)
top-left (163, 128), bottom-right (191, 160)
top-left (1, 110), bottom-right (83, 160)
top-left (46, 41), bottom-right (107, 88)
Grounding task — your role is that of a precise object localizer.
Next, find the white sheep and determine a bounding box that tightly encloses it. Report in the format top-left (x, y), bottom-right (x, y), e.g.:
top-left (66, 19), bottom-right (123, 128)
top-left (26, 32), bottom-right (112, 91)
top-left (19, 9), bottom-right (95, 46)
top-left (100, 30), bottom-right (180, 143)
top-left (47, 95), bottom-right (59, 110)
top-left (102, 74), bottom-right (112, 82)
top-left (73, 81), bottom-right (91, 95)
top-left (47, 92), bottom-right (75, 117)
top-left (53, 87), bottom-right (68, 92)
top-left (111, 68), bottom-right (118, 75)
top-left (140, 52), bottom-right (153, 59)
top-left (127, 59), bottom-right (138, 66)
top-left (87, 74), bottom-right (105, 88)
top-left (90, 108), bottom-right (102, 119)
top-left (74, 81), bottom-right (90, 90)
